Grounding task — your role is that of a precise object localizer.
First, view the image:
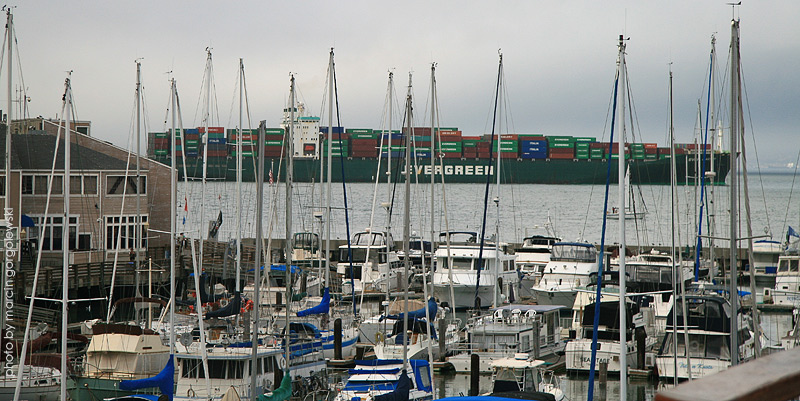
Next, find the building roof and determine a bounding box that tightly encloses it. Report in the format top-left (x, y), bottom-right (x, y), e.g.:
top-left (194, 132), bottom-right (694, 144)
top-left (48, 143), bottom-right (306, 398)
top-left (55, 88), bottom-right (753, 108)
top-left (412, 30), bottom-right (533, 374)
top-left (1, 132), bottom-right (131, 171)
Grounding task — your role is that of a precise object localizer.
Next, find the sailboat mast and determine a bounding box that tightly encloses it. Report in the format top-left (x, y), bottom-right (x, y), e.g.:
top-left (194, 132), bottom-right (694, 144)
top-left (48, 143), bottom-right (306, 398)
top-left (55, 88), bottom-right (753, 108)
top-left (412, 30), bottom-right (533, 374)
top-left (326, 50), bottom-right (333, 288)
top-left (2, 8), bottom-right (11, 351)
top-left (430, 64), bottom-right (435, 264)
top-left (252, 121), bottom-right (266, 401)
top-left (728, 17), bottom-right (740, 367)
top-left (170, 79), bottom-right (177, 356)
top-left (61, 73), bottom-right (71, 401)
top-left (617, 34), bottom-right (628, 400)
top-left (135, 60), bottom-right (143, 326)
top-left (708, 35), bottom-right (717, 280)
top-left (401, 73), bottom-right (413, 372)
top-left (199, 49), bottom-right (212, 278)
top-left (668, 67), bottom-right (679, 384)
top-left (285, 75), bottom-right (296, 365)
top-left (237, 59), bottom-right (243, 294)
top-left (494, 54), bottom-right (502, 308)
top-left (385, 71), bottom-right (393, 303)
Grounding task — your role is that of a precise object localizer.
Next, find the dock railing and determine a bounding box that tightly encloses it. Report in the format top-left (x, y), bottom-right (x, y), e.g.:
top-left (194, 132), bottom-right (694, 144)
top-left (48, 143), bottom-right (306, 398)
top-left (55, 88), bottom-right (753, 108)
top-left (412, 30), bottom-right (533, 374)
top-left (655, 347), bottom-right (800, 401)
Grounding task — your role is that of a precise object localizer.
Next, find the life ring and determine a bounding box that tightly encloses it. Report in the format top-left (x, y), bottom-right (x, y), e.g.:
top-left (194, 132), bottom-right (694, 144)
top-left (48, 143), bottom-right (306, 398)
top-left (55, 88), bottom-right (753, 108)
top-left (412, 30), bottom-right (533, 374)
top-left (376, 332), bottom-right (385, 344)
top-left (278, 356), bottom-right (287, 370)
top-left (220, 298), bottom-right (229, 307)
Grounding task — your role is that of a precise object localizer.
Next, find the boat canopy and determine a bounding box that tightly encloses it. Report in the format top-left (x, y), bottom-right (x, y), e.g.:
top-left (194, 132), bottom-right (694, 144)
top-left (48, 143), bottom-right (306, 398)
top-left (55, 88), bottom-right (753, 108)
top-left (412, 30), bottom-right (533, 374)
top-left (118, 354), bottom-right (174, 399)
top-left (381, 297), bottom-right (437, 322)
top-left (550, 242), bottom-right (597, 262)
top-left (296, 287), bottom-right (330, 317)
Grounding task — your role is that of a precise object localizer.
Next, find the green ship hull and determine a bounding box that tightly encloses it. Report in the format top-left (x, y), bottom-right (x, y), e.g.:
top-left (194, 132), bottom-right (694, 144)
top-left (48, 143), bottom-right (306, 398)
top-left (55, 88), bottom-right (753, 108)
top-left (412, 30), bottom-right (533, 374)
top-left (173, 152), bottom-right (730, 185)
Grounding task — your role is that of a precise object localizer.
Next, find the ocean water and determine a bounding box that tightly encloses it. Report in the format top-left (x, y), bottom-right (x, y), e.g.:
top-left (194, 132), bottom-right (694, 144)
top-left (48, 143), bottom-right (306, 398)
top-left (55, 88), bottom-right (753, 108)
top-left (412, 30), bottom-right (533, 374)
top-left (179, 172), bottom-right (800, 248)
top-left (179, 173), bottom-right (798, 401)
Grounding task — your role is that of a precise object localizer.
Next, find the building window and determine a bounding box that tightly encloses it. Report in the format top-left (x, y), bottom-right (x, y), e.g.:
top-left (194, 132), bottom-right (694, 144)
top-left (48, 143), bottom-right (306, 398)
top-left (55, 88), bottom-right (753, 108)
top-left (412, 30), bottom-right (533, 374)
top-left (29, 215), bottom-right (80, 251)
top-left (106, 175), bottom-right (146, 195)
top-left (76, 126), bottom-right (89, 136)
top-left (105, 215), bottom-right (148, 250)
top-left (0, 176), bottom-right (4, 196)
top-left (22, 175), bottom-right (64, 195)
top-left (70, 175), bottom-right (99, 195)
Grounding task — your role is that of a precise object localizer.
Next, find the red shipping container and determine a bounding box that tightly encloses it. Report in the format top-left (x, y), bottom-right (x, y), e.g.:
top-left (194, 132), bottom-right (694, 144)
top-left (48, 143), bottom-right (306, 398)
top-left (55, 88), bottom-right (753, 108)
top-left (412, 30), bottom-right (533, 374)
top-left (323, 133), bottom-right (351, 140)
top-left (549, 148), bottom-right (576, 154)
top-left (154, 138), bottom-right (169, 145)
top-left (439, 130), bottom-right (462, 138)
top-left (645, 148), bottom-right (657, 154)
top-left (207, 150), bottom-right (227, 157)
top-left (351, 143), bottom-right (377, 151)
top-left (520, 135), bottom-right (546, 141)
top-left (500, 134), bottom-right (518, 140)
top-left (413, 141), bottom-right (432, 147)
top-left (590, 142), bottom-right (610, 149)
top-left (462, 136), bottom-right (482, 141)
top-left (476, 142), bottom-right (491, 148)
top-left (657, 147), bottom-right (671, 154)
top-left (442, 152), bottom-right (462, 158)
top-left (674, 148), bottom-right (687, 155)
top-left (644, 143), bottom-right (658, 149)
top-left (351, 138), bottom-right (377, 146)
top-left (264, 134), bottom-right (284, 141)
top-left (549, 153), bottom-right (574, 159)
top-left (199, 127), bottom-right (225, 134)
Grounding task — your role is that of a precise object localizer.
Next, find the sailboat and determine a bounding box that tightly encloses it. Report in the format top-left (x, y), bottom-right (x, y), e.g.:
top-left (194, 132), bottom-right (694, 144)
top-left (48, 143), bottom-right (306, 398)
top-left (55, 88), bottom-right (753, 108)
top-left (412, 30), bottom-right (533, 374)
top-left (606, 167), bottom-right (645, 220)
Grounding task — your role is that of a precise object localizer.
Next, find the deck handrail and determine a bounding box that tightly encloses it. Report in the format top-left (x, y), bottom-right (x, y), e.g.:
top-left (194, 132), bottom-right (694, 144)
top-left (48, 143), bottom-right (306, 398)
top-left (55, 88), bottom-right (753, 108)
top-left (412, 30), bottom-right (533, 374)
top-left (654, 347), bottom-right (800, 401)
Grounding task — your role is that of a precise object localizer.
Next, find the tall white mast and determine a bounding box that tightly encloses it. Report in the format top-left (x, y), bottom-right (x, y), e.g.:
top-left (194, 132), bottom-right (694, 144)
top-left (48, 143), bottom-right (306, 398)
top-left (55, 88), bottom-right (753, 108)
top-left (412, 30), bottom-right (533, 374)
top-left (494, 53), bottom-right (503, 308)
top-left (251, 120), bottom-right (266, 401)
top-left (617, 34), bottom-right (628, 400)
top-left (199, 49), bottom-right (212, 274)
top-left (237, 59), bottom-right (243, 295)
top-left (285, 74), bottom-right (296, 367)
top-left (170, 79), bottom-right (177, 356)
top-left (401, 72), bottom-right (413, 372)
top-left (728, 17), bottom-right (741, 367)
top-left (61, 73), bottom-right (72, 401)
top-left (135, 60), bottom-right (143, 326)
top-left (326, 50), bottom-right (334, 289)
top-left (2, 8), bottom-right (12, 348)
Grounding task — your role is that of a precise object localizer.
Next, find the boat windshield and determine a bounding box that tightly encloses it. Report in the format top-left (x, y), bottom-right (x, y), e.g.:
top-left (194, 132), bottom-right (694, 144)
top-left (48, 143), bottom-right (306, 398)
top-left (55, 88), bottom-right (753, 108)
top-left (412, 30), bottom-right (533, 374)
top-left (352, 232), bottom-right (390, 246)
top-left (293, 232), bottom-right (319, 251)
top-left (340, 248), bottom-right (386, 264)
top-left (661, 332), bottom-right (731, 360)
top-left (551, 244), bottom-right (596, 262)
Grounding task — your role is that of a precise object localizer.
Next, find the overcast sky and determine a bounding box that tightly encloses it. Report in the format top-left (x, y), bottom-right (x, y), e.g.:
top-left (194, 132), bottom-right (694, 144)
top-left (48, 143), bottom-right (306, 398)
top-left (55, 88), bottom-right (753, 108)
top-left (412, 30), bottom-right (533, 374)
top-left (8, 1), bottom-right (800, 166)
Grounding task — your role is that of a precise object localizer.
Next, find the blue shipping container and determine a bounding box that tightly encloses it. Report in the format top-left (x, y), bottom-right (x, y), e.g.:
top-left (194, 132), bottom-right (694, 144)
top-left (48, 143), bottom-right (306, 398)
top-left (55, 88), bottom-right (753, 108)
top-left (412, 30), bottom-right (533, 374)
top-left (380, 151), bottom-right (405, 158)
top-left (186, 128), bottom-right (200, 135)
top-left (320, 126), bottom-right (345, 134)
top-left (208, 138), bottom-right (227, 145)
top-left (414, 152), bottom-right (432, 158)
top-left (522, 147), bottom-right (546, 152)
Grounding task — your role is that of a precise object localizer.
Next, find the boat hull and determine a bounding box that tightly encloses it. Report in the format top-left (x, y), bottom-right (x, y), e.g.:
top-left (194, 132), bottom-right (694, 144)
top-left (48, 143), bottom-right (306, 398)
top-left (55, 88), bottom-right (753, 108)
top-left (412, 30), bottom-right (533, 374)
top-left (173, 153), bottom-right (731, 185)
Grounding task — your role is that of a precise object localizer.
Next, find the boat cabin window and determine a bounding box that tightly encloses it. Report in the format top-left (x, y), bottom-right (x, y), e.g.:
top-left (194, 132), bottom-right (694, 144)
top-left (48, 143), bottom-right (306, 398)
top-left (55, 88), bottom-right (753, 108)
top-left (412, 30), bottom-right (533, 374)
top-left (792, 260), bottom-right (799, 272)
top-left (551, 244), bottom-right (597, 262)
top-left (181, 359), bottom-right (245, 379)
top-left (779, 260), bottom-right (789, 272)
top-left (409, 241), bottom-right (432, 252)
top-left (293, 233), bottom-right (319, 251)
top-left (340, 248), bottom-right (386, 264)
top-left (662, 333), bottom-right (731, 360)
top-left (448, 258), bottom-right (473, 270)
top-left (352, 232), bottom-right (390, 247)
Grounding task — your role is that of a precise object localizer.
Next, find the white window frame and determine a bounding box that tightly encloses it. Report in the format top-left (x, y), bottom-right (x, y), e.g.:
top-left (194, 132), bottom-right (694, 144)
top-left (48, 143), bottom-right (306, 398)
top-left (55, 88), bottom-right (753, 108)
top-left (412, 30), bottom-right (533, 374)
top-left (105, 214), bottom-right (148, 250)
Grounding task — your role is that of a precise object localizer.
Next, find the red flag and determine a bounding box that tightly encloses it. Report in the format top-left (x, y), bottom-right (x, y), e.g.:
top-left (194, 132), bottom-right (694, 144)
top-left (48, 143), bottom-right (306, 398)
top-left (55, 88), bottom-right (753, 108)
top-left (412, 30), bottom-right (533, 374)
top-left (184, 196), bottom-right (188, 212)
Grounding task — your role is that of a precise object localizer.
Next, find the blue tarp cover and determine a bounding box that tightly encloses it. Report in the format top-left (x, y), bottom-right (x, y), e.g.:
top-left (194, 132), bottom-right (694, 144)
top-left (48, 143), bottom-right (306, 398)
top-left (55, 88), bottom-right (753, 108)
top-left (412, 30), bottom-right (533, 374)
top-left (297, 287), bottom-right (330, 317)
top-left (119, 354), bottom-right (174, 400)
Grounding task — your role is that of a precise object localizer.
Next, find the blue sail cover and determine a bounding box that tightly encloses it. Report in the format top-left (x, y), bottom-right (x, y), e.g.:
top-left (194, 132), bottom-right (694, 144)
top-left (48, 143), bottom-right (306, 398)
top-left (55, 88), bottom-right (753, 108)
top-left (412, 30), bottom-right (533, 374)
top-left (296, 287), bottom-right (330, 317)
top-left (381, 297), bottom-right (438, 322)
top-left (119, 354), bottom-right (174, 400)
top-left (205, 292), bottom-right (242, 318)
top-left (373, 372), bottom-right (410, 401)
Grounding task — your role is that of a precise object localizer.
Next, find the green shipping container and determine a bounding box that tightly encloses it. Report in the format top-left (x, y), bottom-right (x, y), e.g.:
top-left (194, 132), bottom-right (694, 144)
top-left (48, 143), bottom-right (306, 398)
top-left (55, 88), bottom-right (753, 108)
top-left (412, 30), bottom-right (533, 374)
top-left (265, 128), bottom-right (285, 134)
top-left (351, 133), bottom-right (379, 139)
top-left (154, 149), bottom-right (168, 155)
top-left (264, 140), bottom-right (283, 146)
top-left (549, 142), bottom-right (575, 149)
top-left (154, 132), bottom-right (168, 138)
top-left (576, 143), bottom-right (591, 151)
top-left (346, 128), bottom-right (373, 134)
top-left (575, 137), bottom-right (597, 142)
top-left (547, 136), bottom-right (575, 143)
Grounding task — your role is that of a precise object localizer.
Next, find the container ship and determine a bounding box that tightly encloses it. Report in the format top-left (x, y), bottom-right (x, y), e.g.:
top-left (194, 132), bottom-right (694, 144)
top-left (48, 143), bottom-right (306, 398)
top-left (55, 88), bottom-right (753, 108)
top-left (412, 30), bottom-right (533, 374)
top-left (148, 107), bottom-right (730, 185)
